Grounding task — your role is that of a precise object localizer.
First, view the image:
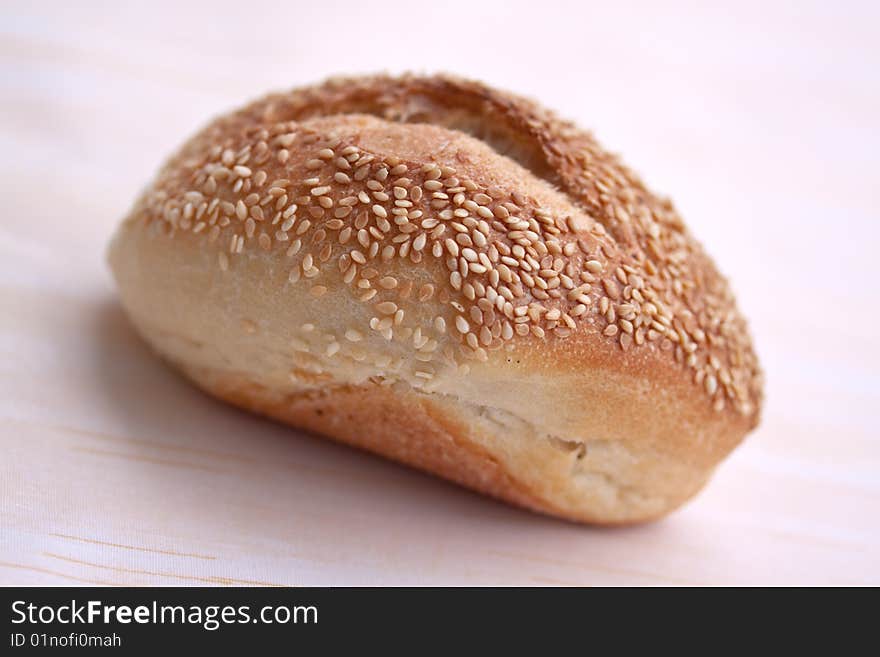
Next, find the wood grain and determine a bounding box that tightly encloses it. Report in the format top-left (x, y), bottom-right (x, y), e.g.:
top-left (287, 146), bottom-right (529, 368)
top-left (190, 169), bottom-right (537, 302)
top-left (1, 0), bottom-right (878, 585)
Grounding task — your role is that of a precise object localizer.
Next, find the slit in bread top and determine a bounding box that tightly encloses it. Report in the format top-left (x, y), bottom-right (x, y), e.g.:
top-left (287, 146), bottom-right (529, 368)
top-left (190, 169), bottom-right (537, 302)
top-left (125, 74), bottom-right (762, 420)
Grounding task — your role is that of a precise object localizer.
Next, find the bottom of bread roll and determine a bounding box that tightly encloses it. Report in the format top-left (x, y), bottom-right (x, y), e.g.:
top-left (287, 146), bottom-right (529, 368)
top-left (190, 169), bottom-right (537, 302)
top-left (163, 359), bottom-right (712, 525)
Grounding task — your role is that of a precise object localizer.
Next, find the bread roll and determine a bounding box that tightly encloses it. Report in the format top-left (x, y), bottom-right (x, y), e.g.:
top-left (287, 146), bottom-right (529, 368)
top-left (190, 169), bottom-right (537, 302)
top-left (108, 74), bottom-right (762, 524)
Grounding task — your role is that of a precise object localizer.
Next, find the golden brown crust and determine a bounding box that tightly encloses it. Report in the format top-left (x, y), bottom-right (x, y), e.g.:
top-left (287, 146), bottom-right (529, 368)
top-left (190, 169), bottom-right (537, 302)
top-left (108, 73), bottom-right (763, 523)
top-left (183, 364), bottom-right (565, 520)
top-left (175, 362), bottom-right (710, 525)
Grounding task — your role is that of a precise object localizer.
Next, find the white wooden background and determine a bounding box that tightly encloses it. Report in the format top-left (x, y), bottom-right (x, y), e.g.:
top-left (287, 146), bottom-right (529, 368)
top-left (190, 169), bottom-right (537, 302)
top-left (1, 0), bottom-right (878, 585)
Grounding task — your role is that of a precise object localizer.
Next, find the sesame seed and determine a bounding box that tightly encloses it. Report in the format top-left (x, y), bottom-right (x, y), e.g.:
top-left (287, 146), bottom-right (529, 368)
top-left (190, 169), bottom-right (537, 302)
top-left (705, 374), bottom-right (718, 395)
top-left (286, 240), bottom-right (302, 257)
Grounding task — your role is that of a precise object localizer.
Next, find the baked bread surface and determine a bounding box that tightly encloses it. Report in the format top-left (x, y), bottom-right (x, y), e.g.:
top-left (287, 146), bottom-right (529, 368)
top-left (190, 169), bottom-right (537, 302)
top-left (108, 74), bottom-right (763, 524)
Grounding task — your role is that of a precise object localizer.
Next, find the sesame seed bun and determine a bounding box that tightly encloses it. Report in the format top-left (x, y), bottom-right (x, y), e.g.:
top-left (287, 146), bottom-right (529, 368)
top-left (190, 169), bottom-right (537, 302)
top-left (108, 74), bottom-right (763, 524)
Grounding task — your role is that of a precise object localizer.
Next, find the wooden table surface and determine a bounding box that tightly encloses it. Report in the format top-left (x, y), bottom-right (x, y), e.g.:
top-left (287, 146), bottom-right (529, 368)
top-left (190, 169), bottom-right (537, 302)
top-left (2, 1), bottom-right (878, 585)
